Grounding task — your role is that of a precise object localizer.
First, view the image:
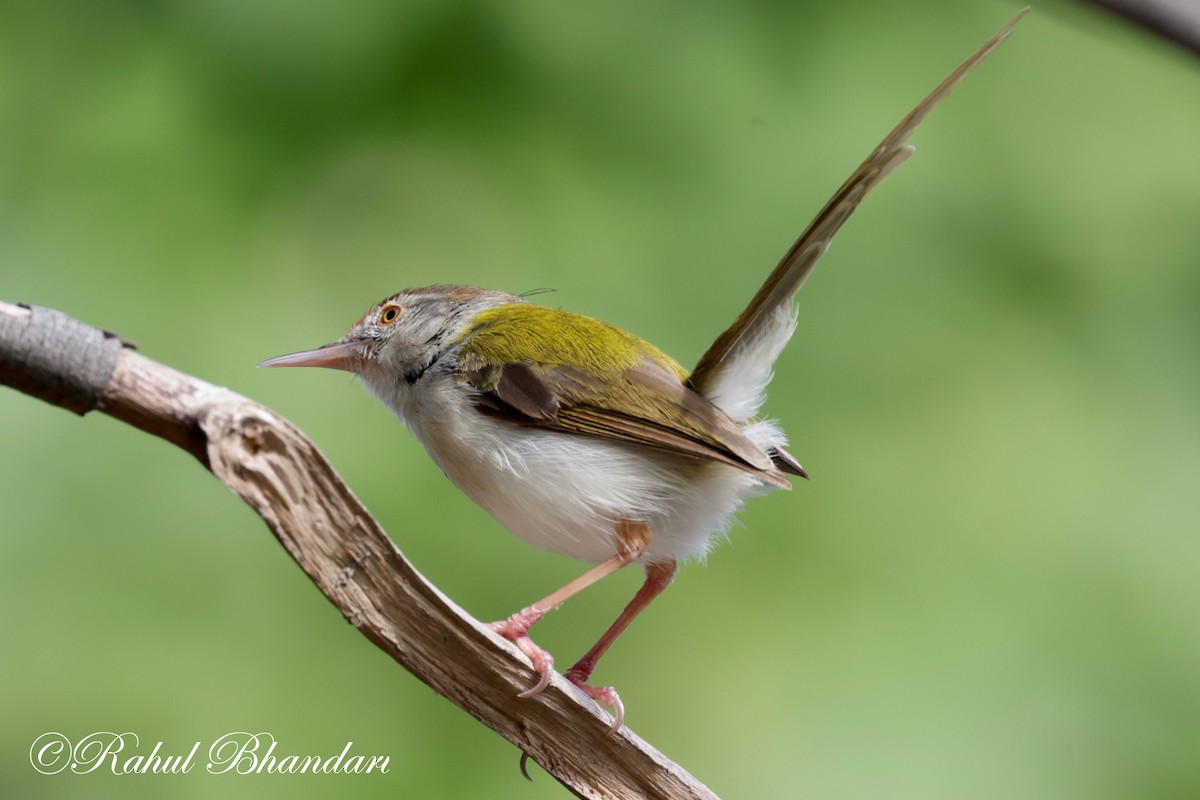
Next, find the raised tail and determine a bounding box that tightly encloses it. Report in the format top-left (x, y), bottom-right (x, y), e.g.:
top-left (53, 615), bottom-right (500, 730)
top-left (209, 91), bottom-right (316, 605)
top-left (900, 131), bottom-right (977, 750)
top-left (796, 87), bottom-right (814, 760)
top-left (689, 9), bottom-right (1026, 424)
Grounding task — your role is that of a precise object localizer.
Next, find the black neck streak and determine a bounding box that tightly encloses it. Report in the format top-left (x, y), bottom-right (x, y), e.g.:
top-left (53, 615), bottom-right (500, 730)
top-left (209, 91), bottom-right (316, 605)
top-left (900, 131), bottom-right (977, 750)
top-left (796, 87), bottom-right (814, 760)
top-left (403, 351), bottom-right (441, 385)
top-left (404, 323), bottom-right (453, 385)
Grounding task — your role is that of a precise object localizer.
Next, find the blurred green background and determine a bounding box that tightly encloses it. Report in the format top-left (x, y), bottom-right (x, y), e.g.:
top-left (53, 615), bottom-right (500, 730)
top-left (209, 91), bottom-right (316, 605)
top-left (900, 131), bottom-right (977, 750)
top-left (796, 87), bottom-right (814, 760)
top-left (3, 1), bottom-right (1198, 798)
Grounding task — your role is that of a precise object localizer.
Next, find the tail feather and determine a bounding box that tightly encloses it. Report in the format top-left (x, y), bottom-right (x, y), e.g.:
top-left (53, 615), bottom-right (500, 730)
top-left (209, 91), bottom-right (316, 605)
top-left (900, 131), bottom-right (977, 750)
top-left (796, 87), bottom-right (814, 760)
top-left (689, 10), bottom-right (1026, 409)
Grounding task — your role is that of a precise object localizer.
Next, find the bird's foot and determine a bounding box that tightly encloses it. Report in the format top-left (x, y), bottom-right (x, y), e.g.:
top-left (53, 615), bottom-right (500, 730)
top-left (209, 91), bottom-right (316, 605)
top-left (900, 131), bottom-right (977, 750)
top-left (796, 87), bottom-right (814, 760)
top-left (563, 664), bottom-right (624, 734)
top-left (490, 609), bottom-right (555, 697)
top-left (490, 609), bottom-right (625, 733)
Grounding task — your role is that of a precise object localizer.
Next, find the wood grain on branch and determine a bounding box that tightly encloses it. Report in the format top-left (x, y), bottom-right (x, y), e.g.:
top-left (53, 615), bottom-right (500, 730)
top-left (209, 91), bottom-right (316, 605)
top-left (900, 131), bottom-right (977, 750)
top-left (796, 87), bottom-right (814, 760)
top-left (0, 300), bottom-right (718, 800)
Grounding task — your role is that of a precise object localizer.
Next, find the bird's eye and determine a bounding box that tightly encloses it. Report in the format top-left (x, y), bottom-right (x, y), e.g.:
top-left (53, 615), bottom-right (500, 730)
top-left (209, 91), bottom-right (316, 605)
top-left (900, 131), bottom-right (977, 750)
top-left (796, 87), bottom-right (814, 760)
top-left (378, 304), bottom-right (403, 325)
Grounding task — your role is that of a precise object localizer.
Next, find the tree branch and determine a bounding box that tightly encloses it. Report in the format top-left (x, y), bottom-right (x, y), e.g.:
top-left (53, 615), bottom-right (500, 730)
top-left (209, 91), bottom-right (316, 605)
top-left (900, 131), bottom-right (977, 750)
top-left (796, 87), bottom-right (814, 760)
top-left (0, 300), bottom-right (718, 800)
top-left (1085, 0), bottom-right (1200, 57)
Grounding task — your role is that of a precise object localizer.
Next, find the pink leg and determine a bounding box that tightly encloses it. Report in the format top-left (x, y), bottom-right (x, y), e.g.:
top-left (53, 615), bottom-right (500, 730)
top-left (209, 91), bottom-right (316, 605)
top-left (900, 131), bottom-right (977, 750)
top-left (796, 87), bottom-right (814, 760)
top-left (564, 559), bottom-right (677, 732)
top-left (490, 520), bottom-right (651, 698)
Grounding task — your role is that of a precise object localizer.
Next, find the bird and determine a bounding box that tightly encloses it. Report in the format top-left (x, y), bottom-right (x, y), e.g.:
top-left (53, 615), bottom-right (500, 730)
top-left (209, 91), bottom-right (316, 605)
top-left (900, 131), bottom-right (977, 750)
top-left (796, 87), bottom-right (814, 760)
top-left (260, 11), bottom-right (1024, 732)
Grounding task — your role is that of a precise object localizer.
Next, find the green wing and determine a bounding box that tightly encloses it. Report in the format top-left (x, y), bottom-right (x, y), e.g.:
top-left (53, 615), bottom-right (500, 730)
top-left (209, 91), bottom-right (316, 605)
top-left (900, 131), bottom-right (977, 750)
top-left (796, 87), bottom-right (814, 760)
top-left (457, 306), bottom-right (791, 489)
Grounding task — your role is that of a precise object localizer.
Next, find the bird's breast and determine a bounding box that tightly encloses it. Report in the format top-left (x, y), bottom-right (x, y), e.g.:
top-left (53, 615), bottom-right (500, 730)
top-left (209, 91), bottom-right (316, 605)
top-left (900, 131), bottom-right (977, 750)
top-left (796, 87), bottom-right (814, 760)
top-left (403, 393), bottom-right (773, 565)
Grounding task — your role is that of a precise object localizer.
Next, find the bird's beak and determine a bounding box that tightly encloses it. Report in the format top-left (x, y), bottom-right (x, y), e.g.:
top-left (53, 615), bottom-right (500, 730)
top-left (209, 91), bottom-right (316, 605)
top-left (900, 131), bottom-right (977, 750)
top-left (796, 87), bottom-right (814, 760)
top-left (257, 340), bottom-right (366, 373)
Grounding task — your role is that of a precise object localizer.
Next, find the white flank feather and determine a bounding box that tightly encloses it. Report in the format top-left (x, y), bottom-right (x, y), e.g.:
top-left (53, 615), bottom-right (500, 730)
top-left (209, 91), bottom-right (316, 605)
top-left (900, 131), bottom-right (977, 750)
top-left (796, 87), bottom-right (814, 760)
top-left (702, 303), bottom-right (799, 421)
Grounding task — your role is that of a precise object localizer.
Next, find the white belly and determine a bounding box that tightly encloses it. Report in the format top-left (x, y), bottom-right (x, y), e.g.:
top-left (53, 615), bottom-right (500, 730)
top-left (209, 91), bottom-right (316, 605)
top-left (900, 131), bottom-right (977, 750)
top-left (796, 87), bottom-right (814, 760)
top-left (409, 408), bottom-right (776, 564)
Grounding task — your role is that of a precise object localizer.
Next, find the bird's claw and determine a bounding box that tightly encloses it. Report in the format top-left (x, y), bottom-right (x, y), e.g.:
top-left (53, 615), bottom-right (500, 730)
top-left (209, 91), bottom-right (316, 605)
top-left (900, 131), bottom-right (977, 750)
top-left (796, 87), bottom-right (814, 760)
top-left (490, 613), bottom-right (555, 698)
top-left (517, 660), bottom-right (553, 698)
top-left (491, 610), bottom-right (624, 732)
top-left (564, 667), bottom-right (625, 734)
